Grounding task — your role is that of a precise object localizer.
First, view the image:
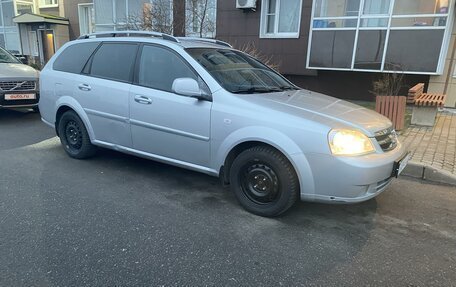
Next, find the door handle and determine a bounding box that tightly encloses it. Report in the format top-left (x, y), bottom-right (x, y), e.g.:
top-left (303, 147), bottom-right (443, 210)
top-left (134, 95), bottom-right (153, 105)
top-left (78, 83), bottom-right (91, 91)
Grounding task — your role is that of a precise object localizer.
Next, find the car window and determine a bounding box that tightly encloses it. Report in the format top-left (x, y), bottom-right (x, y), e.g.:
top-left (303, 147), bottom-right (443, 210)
top-left (186, 48), bottom-right (298, 94)
top-left (138, 45), bottom-right (197, 92)
top-left (89, 43), bottom-right (138, 82)
top-left (53, 42), bottom-right (99, 74)
top-left (0, 47), bottom-right (20, 64)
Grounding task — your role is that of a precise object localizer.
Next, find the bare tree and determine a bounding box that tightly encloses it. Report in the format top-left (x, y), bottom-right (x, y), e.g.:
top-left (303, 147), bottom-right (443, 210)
top-left (187, 0), bottom-right (215, 38)
top-left (118, 0), bottom-right (215, 38)
top-left (238, 42), bottom-right (281, 71)
top-left (121, 0), bottom-right (176, 35)
top-left (173, 0), bottom-right (186, 36)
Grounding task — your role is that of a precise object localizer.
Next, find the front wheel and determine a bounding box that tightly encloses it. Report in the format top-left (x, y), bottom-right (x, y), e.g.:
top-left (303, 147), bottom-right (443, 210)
top-left (58, 111), bottom-right (97, 159)
top-left (229, 146), bottom-right (299, 217)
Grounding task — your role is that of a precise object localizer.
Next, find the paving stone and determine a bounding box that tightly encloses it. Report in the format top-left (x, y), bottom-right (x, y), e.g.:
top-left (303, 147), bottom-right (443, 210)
top-left (398, 111), bottom-right (456, 184)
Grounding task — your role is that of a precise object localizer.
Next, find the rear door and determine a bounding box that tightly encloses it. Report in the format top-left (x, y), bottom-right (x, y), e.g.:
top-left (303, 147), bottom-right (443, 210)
top-left (129, 44), bottom-right (212, 167)
top-left (76, 42), bottom-right (139, 147)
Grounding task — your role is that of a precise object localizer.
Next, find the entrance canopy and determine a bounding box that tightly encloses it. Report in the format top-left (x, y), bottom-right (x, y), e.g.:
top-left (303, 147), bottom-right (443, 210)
top-left (13, 13), bottom-right (69, 25)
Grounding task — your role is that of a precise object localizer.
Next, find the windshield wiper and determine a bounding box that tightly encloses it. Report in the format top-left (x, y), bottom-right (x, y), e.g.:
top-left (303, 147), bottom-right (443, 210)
top-left (231, 87), bottom-right (282, 94)
top-left (278, 85), bottom-right (298, 91)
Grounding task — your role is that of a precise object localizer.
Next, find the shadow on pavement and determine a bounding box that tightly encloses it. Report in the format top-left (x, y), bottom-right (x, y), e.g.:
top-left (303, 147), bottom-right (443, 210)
top-left (0, 108), bottom-right (55, 151)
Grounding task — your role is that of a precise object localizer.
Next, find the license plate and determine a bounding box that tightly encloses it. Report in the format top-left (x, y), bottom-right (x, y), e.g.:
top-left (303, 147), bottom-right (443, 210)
top-left (5, 94), bottom-right (36, 100)
top-left (393, 152), bottom-right (411, 177)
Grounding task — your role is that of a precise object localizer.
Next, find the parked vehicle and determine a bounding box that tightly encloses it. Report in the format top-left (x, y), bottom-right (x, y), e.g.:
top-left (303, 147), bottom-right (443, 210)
top-left (39, 32), bottom-right (410, 217)
top-left (0, 46), bottom-right (39, 111)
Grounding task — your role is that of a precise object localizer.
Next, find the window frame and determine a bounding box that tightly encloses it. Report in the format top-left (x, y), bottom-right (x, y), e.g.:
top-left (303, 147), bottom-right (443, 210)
top-left (260, 0), bottom-right (303, 39)
top-left (53, 41), bottom-right (101, 74)
top-left (39, 0), bottom-right (58, 8)
top-left (306, 0), bottom-right (455, 75)
top-left (84, 41), bottom-right (139, 84)
top-left (78, 3), bottom-right (94, 36)
top-left (16, 0), bottom-right (35, 14)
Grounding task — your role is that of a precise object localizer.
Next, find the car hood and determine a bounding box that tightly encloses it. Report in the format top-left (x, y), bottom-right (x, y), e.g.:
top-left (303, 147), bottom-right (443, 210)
top-left (0, 63), bottom-right (39, 79)
top-left (246, 89), bottom-right (392, 137)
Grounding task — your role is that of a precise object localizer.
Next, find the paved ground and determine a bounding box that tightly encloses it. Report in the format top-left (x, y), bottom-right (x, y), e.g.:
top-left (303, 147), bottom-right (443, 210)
top-left (1, 109), bottom-right (456, 286)
top-left (400, 110), bottom-right (456, 175)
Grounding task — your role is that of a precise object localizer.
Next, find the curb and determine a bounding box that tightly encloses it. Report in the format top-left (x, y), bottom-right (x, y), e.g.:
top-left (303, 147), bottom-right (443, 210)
top-left (401, 161), bottom-right (456, 186)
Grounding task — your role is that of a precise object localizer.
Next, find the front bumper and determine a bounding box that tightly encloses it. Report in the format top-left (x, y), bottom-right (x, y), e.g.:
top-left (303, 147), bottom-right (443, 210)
top-left (298, 142), bottom-right (407, 203)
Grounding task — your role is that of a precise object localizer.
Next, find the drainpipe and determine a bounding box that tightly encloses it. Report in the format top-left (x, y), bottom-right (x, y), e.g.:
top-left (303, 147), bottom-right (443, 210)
top-left (443, 30), bottom-right (456, 97)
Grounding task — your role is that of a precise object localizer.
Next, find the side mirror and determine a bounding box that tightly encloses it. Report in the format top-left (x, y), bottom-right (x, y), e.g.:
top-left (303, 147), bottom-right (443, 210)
top-left (16, 56), bottom-right (27, 64)
top-left (172, 78), bottom-right (211, 101)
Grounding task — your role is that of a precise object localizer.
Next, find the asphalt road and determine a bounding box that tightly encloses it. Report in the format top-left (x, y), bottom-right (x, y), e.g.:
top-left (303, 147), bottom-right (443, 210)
top-left (1, 109), bottom-right (456, 286)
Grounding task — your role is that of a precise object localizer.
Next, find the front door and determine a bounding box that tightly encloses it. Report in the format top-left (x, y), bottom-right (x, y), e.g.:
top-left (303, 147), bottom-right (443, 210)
top-left (129, 45), bottom-right (212, 167)
top-left (38, 29), bottom-right (55, 63)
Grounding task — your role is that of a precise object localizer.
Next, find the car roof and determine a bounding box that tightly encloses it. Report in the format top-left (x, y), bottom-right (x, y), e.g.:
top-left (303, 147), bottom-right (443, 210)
top-left (76, 31), bottom-right (232, 50)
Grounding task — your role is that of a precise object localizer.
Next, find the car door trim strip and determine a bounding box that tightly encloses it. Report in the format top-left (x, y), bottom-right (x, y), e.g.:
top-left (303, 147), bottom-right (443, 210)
top-left (130, 119), bottom-right (210, 142)
top-left (85, 108), bottom-right (129, 123)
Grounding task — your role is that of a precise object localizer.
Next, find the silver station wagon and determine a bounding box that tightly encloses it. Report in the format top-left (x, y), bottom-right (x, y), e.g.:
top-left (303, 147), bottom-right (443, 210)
top-left (39, 31), bottom-right (410, 217)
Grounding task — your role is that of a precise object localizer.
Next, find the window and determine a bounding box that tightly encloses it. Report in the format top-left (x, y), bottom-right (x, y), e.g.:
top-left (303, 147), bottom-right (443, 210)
top-left (393, 0), bottom-right (447, 15)
top-left (0, 46), bottom-right (20, 64)
top-left (16, 1), bottom-right (34, 14)
top-left (309, 30), bottom-right (356, 69)
top-left (53, 42), bottom-right (99, 74)
top-left (78, 4), bottom-right (94, 36)
top-left (308, 0), bottom-right (454, 74)
top-left (385, 30), bottom-right (445, 72)
top-left (364, 0), bottom-right (390, 14)
top-left (260, 0), bottom-right (303, 38)
top-left (2, 1), bottom-right (14, 26)
top-left (186, 48), bottom-right (297, 93)
top-left (138, 45), bottom-right (197, 92)
top-left (354, 30), bottom-right (386, 70)
top-left (39, 0), bottom-right (58, 7)
top-left (89, 43), bottom-right (138, 82)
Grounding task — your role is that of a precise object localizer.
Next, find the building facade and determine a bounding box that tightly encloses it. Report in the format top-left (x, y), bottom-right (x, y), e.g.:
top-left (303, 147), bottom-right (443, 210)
top-left (2, 0), bottom-right (103, 64)
top-left (0, 0), bottom-right (35, 54)
top-left (2, 0), bottom-right (216, 65)
top-left (217, 0), bottom-right (456, 107)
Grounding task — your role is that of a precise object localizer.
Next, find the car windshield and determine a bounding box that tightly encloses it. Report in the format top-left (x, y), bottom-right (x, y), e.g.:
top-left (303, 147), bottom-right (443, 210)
top-left (186, 48), bottom-right (298, 94)
top-left (0, 47), bottom-right (20, 64)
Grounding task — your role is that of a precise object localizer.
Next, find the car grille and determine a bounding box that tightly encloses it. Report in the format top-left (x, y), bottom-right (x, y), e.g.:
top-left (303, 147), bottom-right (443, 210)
top-left (375, 127), bottom-right (398, 152)
top-left (0, 81), bottom-right (36, 92)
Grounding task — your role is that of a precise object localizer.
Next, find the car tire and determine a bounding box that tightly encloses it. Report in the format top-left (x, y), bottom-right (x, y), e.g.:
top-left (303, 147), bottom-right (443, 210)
top-left (58, 111), bottom-right (97, 159)
top-left (229, 146), bottom-right (299, 217)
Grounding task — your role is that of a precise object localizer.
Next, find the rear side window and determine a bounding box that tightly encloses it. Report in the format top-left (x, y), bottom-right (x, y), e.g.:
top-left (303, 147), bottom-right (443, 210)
top-left (53, 42), bottom-right (99, 74)
top-left (88, 43), bottom-right (138, 82)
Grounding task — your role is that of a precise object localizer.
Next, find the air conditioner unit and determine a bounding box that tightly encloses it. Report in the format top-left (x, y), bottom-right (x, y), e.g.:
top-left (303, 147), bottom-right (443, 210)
top-left (236, 0), bottom-right (256, 10)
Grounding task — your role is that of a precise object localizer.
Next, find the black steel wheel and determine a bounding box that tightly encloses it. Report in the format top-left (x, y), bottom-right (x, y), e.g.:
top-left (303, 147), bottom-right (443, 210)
top-left (58, 110), bottom-right (97, 159)
top-left (230, 146), bottom-right (299, 217)
top-left (240, 163), bottom-right (280, 204)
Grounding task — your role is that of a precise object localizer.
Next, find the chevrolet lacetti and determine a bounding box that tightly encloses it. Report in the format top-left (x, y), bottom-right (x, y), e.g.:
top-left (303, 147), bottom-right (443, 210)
top-left (39, 32), bottom-right (410, 217)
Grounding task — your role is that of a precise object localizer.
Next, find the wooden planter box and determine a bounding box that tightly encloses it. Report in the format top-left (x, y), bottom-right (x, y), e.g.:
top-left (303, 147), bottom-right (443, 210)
top-left (375, 95), bottom-right (407, 131)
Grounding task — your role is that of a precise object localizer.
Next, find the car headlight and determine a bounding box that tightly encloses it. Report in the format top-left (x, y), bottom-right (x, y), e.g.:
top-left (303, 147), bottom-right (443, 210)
top-left (328, 129), bottom-right (375, 156)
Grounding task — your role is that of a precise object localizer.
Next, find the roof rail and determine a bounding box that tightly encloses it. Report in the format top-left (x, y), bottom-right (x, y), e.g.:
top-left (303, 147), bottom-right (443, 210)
top-left (177, 37), bottom-right (233, 48)
top-left (77, 31), bottom-right (180, 43)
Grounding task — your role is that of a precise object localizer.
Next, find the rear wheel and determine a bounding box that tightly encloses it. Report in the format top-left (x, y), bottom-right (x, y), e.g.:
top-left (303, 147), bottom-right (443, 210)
top-left (229, 146), bottom-right (299, 217)
top-left (58, 111), bottom-right (97, 159)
